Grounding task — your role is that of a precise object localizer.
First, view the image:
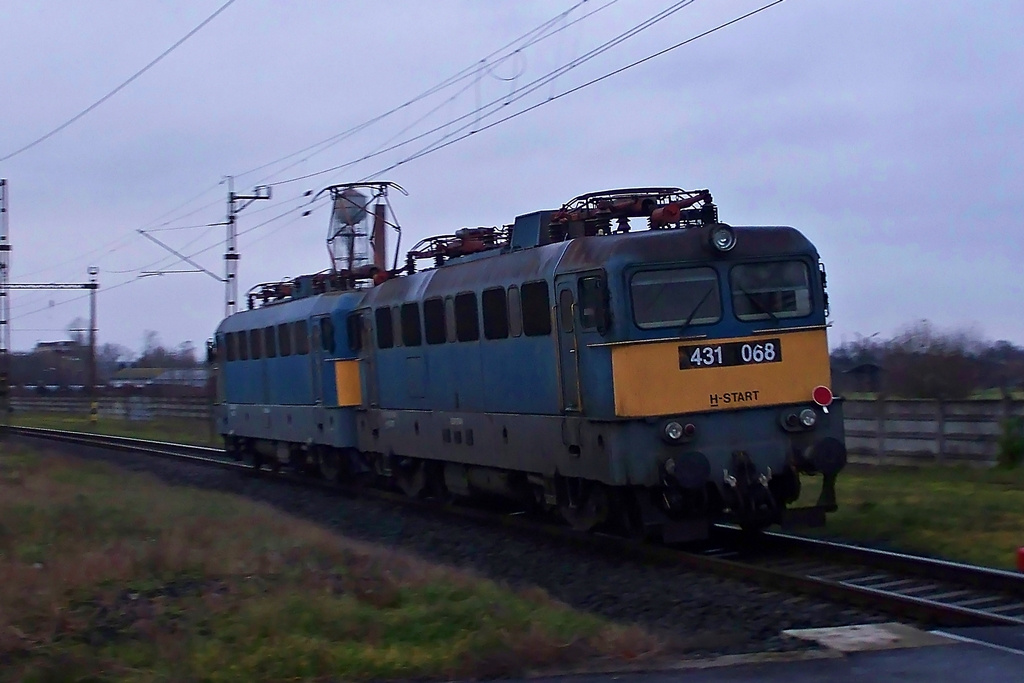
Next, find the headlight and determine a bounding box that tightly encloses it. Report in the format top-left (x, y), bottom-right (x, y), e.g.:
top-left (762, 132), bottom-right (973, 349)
top-left (710, 225), bottom-right (736, 252)
top-left (664, 421), bottom-right (684, 442)
top-left (799, 408), bottom-right (817, 428)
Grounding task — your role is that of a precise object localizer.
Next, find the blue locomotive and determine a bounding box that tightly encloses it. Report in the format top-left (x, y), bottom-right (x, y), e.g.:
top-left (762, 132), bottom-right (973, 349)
top-left (214, 184), bottom-right (845, 541)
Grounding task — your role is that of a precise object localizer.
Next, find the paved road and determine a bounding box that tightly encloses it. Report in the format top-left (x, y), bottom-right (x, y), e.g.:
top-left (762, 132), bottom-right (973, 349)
top-left (514, 625), bottom-right (1024, 683)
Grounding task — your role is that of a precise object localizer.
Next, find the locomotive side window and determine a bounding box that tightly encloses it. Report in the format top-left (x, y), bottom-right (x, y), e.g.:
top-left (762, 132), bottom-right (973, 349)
top-left (482, 287), bottom-right (509, 340)
top-left (225, 332), bottom-right (237, 362)
top-left (320, 317), bottom-right (335, 353)
top-left (558, 289), bottom-right (574, 332)
top-left (521, 281), bottom-right (552, 336)
top-left (264, 327), bottom-right (277, 358)
top-left (250, 329), bottom-right (263, 359)
top-left (578, 275), bottom-right (609, 333)
top-left (391, 307), bottom-right (403, 347)
top-left (375, 307), bottom-right (394, 349)
top-left (445, 297), bottom-right (457, 342)
top-left (730, 261), bottom-right (812, 321)
top-left (347, 313), bottom-right (363, 352)
top-left (508, 286), bottom-right (523, 337)
top-left (237, 330), bottom-right (249, 360)
top-left (401, 303), bottom-right (422, 346)
top-left (454, 292), bottom-right (480, 342)
top-left (631, 267), bottom-right (720, 330)
top-left (423, 297), bottom-right (446, 345)
top-left (278, 324), bottom-right (292, 357)
top-left (294, 320), bottom-right (309, 355)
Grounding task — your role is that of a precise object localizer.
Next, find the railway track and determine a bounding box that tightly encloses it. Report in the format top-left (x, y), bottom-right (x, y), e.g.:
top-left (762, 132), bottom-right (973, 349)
top-left (8, 424), bottom-right (1024, 628)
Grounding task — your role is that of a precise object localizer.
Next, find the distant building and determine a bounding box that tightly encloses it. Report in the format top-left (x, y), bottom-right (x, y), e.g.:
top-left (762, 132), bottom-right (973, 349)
top-left (842, 362), bottom-right (885, 395)
top-left (107, 367), bottom-right (165, 389)
top-left (151, 368), bottom-right (210, 388)
top-left (34, 340), bottom-right (82, 355)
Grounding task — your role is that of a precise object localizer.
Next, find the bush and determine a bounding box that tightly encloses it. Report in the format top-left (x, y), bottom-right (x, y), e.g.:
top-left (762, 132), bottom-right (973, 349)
top-left (997, 416), bottom-right (1024, 468)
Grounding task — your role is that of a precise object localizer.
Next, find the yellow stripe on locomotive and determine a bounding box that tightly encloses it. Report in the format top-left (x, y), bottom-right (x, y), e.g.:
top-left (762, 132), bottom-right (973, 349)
top-left (334, 359), bottom-right (362, 407)
top-left (610, 329), bottom-right (830, 417)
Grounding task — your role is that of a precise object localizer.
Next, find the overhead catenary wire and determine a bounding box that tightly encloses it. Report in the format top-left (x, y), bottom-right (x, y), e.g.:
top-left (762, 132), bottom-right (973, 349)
top-left (10, 0), bottom-right (615, 287)
top-left (0, 0), bottom-right (240, 163)
top-left (14, 1), bottom-right (786, 325)
top-left (366, 0), bottom-right (787, 179)
top-left (228, 0), bottom-right (614, 184)
top-left (123, 0), bottom-right (784, 282)
top-left (268, 0), bottom-right (700, 189)
top-left (104, 0), bottom-right (784, 286)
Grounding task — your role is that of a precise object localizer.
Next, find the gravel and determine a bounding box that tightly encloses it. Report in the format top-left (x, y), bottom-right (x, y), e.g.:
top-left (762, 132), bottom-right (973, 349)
top-left (16, 435), bottom-right (893, 658)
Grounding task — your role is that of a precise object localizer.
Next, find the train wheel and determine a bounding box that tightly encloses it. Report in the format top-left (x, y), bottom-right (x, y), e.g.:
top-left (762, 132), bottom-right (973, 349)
top-left (395, 459), bottom-right (427, 498)
top-left (242, 443), bottom-right (263, 473)
top-left (318, 448), bottom-right (343, 483)
top-left (609, 488), bottom-right (650, 540)
top-left (560, 482), bottom-right (610, 532)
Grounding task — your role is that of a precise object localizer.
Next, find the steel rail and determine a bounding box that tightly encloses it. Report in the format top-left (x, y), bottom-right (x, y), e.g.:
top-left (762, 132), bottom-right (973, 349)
top-left (8, 424), bottom-right (1024, 628)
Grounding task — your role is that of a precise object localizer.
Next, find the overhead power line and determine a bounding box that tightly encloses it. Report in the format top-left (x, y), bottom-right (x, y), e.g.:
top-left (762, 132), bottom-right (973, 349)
top-left (229, 0), bottom-right (612, 184)
top-left (8, 0), bottom-right (609, 284)
top-left (367, 0), bottom-right (788, 179)
top-left (132, 0), bottom-right (786, 281)
top-left (13, 1), bottom-right (785, 321)
top-left (269, 0), bottom-right (700, 189)
top-left (0, 0), bottom-right (239, 163)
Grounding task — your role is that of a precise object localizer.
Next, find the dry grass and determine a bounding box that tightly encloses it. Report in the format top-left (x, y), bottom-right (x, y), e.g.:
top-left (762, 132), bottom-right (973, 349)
top-left (801, 464), bottom-right (1024, 569)
top-left (0, 443), bottom-right (668, 682)
top-left (9, 412), bottom-right (218, 446)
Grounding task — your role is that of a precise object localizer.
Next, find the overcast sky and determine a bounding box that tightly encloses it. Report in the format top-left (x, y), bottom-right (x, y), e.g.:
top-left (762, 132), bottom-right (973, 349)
top-left (1, 0), bottom-right (1021, 354)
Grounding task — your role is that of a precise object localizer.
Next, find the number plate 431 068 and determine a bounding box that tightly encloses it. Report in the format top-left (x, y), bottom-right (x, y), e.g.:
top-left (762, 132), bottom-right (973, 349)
top-left (678, 338), bottom-right (782, 370)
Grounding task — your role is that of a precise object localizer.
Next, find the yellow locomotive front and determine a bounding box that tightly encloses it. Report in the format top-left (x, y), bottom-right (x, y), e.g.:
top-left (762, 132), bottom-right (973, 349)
top-left (551, 190), bottom-right (845, 539)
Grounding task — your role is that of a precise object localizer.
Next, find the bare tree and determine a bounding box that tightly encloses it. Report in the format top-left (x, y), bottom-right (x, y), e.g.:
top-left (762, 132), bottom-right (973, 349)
top-left (883, 321), bottom-right (982, 399)
top-left (66, 316), bottom-right (88, 346)
top-left (831, 320), bottom-right (1024, 399)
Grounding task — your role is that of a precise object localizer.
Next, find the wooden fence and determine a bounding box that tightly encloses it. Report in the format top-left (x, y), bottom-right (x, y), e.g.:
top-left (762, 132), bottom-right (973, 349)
top-left (11, 396), bottom-right (211, 421)
top-left (843, 398), bottom-right (1022, 466)
top-left (11, 395), bottom-right (1023, 466)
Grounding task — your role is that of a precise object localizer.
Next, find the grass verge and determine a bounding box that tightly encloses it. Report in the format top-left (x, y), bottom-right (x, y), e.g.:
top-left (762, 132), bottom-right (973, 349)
top-left (13, 412), bottom-right (1022, 569)
top-left (799, 464), bottom-right (1024, 569)
top-left (0, 444), bottom-right (665, 682)
top-left (8, 412), bottom-right (218, 447)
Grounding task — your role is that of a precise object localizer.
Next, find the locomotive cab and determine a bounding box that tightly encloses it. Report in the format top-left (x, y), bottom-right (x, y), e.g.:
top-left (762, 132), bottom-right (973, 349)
top-left (549, 194), bottom-right (846, 538)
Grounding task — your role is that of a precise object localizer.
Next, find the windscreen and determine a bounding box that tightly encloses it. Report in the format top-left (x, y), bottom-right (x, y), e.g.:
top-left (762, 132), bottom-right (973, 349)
top-left (631, 267), bottom-right (721, 329)
top-left (730, 261), bottom-right (812, 321)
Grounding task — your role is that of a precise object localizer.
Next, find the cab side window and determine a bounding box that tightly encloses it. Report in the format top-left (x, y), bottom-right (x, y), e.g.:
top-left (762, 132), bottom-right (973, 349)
top-left (320, 317), bottom-right (335, 353)
top-left (482, 287), bottom-right (509, 340)
top-left (375, 307), bottom-right (394, 349)
top-left (347, 312), bottom-right (363, 352)
top-left (454, 292), bottom-right (480, 342)
top-left (424, 298), bottom-right (446, 345)
top-left (237, 330), bottom-right (249, 360)
top-left (294, 320), bottom-right (309, 355)
top-left (521, 281), bottom-right (551, 336)
top-left (401, 303), bottom-right (422, 346)
top-left (250, 329), bottom-right (262, 360)
top-left (578, 274), bottom-right (610, 333)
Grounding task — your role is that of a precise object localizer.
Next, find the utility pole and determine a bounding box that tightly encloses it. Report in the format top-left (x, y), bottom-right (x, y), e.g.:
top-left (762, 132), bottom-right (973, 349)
top-left (223, 177), bottom-right (270, 316)
top-left (0, 179), bottom-right (10, 432)
top-left (0, 181), bottom-right (100, 434)
top-left (88, 267), bottom-right (98, 424)
top-left (137, 177), bottom-right (270, 316)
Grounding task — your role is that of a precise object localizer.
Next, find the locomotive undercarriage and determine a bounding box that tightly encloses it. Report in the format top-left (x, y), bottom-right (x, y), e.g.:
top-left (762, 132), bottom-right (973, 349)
top-left (223, 431), bottom-right (836, 542)
top-left (220, 397), bottom-right (845, 542)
